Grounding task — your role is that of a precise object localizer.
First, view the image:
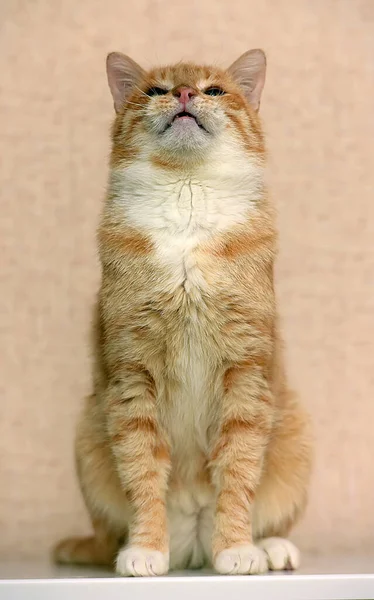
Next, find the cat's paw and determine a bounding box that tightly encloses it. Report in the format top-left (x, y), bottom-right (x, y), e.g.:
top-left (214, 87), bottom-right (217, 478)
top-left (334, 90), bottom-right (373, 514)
top-left (214, 544), bottom-right (268, 575)
top-left (257, 537), bottom-right (300, 571)
top-left (116, 546), bottom-right (169, 577)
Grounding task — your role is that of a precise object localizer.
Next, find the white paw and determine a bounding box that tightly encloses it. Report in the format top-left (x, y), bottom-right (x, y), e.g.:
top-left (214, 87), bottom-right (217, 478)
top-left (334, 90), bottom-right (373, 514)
top-left (116, 546), bottom-right (169, 577)
top-left (214, 544), bottom-right (268, 575)
top-left (257, 537), bottom-right (300, 571)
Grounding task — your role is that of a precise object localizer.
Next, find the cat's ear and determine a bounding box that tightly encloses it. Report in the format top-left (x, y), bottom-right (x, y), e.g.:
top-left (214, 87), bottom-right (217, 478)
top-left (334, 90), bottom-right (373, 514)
top-left (106, 52), bottom-right (145, 113)
top-left (228, 49), bottom-right (266, 111)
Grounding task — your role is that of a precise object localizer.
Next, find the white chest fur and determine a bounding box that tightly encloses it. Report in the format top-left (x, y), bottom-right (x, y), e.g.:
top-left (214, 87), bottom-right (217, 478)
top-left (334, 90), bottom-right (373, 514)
top-left (111, 155), bottom-right (262, 293)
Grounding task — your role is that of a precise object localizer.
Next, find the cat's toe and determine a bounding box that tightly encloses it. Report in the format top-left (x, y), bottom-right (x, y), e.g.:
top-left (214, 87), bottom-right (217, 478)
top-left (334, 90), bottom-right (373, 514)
top-left (214, 544), bottom-right (268, 575)
top-left (116, 546), bottom-right (169, 577)
top-left (257, 537), bottom-right (300, 571)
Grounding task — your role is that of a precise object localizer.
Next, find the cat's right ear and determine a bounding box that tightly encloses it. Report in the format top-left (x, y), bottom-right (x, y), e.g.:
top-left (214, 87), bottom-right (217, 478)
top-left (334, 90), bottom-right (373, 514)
top-left (228, 49), bottom-right (266, 111)
top-left (106, 52), bottom-right (145, 113)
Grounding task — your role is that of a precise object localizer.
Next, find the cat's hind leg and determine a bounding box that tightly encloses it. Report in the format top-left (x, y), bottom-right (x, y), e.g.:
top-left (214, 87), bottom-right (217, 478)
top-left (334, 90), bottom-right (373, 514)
top-left (252, 391), bottom-right (312, 572)
top-left (53, 398), bottom-right (129, 568)
top-left (257, 537), bottom-right (300, 570)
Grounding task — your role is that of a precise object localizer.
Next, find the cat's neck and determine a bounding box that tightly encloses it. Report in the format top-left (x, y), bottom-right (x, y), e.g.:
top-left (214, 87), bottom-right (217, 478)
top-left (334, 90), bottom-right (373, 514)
top-left (107, 143), bottom-right (266, 235)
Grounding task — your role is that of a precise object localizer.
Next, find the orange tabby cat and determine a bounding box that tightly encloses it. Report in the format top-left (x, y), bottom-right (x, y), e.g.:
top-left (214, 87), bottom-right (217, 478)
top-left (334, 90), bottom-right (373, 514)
top-left (54, 49), bottom-right (312, 576)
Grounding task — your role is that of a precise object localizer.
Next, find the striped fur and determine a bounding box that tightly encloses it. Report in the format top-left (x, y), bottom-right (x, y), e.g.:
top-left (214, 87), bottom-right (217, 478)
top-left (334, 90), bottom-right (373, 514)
top-left (54, 50), bottom-right (312, 576)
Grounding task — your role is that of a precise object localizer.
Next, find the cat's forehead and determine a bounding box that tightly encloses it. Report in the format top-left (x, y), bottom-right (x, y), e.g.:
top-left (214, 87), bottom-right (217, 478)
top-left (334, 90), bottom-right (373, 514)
top-left (147, 63), bottom-right (230, 89)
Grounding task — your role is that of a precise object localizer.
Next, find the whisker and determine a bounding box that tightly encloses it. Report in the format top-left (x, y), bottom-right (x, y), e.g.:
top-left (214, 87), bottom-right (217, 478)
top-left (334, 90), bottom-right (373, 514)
top-left (134, 84), bottom-right (151, 98)
top-left (125, 101), bottom-right (146, 108)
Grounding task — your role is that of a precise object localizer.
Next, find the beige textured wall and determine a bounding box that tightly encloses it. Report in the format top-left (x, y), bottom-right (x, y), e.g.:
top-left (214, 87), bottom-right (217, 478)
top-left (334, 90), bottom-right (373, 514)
top-left (1, 0), bottom-right (373, 560)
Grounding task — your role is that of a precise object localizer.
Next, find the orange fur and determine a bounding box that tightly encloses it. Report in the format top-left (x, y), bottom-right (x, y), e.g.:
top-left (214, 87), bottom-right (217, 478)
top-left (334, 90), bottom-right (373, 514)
top-left (54, 50), bottom-right (312, 576)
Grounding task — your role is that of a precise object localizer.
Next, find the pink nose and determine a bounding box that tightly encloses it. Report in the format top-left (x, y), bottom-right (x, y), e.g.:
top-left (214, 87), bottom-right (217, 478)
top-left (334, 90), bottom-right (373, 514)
top-left (173, 87), bottom-right (197, 105)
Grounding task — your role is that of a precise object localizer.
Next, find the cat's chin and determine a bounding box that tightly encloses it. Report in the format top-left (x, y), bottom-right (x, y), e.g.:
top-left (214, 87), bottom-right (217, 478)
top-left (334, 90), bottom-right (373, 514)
top-left (166, 112), bottom-right (207, 132)
top-left (157, 120), bottom-right (211, 155)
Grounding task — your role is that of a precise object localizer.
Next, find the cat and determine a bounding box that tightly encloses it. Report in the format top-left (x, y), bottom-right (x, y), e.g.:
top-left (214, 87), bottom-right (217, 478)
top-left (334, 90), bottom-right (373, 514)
top-left (54, 49), bottom-right (312, 576)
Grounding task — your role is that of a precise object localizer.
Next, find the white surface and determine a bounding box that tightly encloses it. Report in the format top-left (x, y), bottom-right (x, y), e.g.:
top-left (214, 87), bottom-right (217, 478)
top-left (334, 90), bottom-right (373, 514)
top-left (0, 554), bottom-right (374, 600)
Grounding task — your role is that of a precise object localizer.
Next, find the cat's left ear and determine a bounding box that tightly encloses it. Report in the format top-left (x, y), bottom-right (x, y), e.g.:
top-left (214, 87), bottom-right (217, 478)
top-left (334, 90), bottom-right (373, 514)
top-left (106, 52), bottom-right (146, 113)
top-left (228, 49), bottom-right (266, 111)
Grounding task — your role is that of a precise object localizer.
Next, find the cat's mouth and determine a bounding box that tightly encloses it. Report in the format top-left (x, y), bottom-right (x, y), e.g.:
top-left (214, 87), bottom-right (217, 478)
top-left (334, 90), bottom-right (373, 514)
top-left (166, 109), bottom-right (206, 131)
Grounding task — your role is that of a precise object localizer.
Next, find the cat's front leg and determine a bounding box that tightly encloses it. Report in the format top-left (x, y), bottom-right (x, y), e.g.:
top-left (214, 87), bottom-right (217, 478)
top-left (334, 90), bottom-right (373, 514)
top-left (105, 366), bottom-right (171, 576)
top-left (210, 361), bottom-right (274, 575)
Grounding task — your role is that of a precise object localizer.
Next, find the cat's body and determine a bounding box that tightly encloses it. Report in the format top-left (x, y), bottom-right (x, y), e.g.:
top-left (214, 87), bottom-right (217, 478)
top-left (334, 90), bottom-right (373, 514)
top-left (54, 51), bottom-right (312, 576)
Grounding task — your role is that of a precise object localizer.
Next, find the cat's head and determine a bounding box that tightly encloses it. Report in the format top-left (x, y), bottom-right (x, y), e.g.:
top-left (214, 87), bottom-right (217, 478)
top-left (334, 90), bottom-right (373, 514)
top-left (106, 50), bottom-right (266, 169)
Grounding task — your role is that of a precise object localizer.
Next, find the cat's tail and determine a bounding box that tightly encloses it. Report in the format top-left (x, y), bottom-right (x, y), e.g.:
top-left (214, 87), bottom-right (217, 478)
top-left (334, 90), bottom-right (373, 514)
top-left (53, 531), bottom-right (119, 568)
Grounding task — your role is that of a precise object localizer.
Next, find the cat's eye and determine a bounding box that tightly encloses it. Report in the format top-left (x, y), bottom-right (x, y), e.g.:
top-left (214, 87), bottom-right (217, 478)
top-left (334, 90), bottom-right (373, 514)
top-left (147, 87), bottom-right (169, 96)
top-left (204, 87), bottom-right (225, 97)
